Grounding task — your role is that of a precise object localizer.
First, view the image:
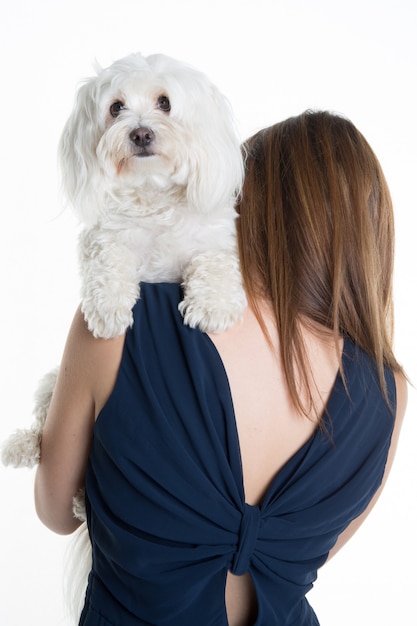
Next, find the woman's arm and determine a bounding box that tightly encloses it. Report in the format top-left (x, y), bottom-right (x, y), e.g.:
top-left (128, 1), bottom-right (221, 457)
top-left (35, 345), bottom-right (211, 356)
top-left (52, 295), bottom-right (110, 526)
top-left (34, 306), bottom-right (125, 535)
top-left (327, 370), bottom-right (408, 560)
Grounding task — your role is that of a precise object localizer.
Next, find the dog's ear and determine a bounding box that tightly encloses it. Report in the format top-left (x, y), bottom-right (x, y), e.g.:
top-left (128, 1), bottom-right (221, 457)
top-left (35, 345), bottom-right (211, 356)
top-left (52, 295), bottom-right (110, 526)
top-left (147, 54), bottom-right (245, 214)
top-left (58, 78), bottom-right (102, 227)
top-left (184, 82), bottom-right (244, 215)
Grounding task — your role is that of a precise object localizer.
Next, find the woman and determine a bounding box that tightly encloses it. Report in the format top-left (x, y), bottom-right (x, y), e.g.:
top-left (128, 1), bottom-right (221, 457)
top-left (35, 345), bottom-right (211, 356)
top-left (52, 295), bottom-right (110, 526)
top-left (35, 110), bottom-right (407, 625)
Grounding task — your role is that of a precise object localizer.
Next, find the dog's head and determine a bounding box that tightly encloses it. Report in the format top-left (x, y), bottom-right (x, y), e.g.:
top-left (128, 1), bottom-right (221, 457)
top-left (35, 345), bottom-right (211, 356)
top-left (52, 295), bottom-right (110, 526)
top-left (59, 53), bottom-right (244, 226)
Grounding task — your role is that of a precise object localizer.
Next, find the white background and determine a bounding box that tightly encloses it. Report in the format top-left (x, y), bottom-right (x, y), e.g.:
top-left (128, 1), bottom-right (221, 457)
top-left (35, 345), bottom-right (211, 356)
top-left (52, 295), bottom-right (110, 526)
top-left (0, 1), bottom-right (416, 624)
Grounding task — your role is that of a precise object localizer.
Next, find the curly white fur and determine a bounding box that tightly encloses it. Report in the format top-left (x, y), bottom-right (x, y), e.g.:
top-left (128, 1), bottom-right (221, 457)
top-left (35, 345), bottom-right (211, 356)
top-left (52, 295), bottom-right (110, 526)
top-left (1, 369), bottom-right (57, 468)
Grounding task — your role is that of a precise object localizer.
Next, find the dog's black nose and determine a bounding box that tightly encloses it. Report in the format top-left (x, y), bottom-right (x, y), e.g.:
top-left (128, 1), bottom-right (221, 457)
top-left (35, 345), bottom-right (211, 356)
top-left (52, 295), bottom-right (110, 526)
top-left (129, 127), bottom-right (155, 147)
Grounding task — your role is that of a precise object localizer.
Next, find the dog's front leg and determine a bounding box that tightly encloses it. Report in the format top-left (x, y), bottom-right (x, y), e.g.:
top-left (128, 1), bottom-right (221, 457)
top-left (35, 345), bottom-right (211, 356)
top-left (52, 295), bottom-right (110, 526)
top-left (79, 228), bottom-right (140, 339)
top-left (179, 248), bottom-right (247, 333)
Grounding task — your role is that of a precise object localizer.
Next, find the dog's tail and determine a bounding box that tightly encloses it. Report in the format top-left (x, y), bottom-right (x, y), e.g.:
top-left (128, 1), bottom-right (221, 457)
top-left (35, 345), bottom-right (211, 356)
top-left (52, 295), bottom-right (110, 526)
top-left (63, 522), bottom-right (92, 624)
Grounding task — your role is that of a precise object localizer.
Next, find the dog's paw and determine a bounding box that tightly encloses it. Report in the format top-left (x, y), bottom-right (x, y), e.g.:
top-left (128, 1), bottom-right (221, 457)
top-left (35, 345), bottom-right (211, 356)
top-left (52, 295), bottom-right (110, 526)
top-left (179, 251), bottom-right (247, 333)
top-left (179, 292), bottom-right (246, 333)
top-left (1, 428), bottom-right (41, 468)
top-left (82, 302), bottom-right (135, 339)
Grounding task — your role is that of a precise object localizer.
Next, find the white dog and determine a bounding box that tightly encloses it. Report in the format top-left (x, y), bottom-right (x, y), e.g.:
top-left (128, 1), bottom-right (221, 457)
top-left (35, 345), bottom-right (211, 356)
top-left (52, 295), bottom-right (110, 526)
top-left (63, 51), bottom-right (246, 338)
top-left (1, 52), bottom-right (246, 488)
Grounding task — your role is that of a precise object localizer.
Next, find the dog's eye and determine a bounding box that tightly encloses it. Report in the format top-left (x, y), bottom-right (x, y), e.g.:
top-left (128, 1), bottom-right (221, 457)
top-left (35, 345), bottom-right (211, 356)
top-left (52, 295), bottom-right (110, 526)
top-left (110, 101), bottom-right (125, 117)
top-left (157, 95), bottom-right (171, 113)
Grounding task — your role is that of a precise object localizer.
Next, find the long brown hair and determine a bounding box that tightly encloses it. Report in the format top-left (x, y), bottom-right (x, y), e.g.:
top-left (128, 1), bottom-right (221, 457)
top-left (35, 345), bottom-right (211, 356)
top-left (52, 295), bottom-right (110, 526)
top-left (236, 110), bottom-right (401, 417)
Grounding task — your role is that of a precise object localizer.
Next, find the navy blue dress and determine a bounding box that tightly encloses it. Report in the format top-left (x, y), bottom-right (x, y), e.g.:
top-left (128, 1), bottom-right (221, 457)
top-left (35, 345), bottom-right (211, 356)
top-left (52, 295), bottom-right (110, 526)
top-left (79, 283), bottom-right (396, 625)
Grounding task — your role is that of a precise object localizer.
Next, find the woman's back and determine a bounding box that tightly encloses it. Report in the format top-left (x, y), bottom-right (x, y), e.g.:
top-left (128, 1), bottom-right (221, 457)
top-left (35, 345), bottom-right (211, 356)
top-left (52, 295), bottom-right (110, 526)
top-left (209, 301), bottom-right (343, 507)
top-left (209, 301), bottom-right (343, 625)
